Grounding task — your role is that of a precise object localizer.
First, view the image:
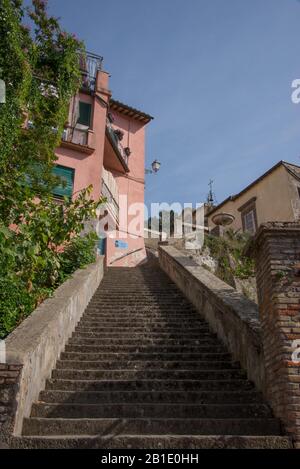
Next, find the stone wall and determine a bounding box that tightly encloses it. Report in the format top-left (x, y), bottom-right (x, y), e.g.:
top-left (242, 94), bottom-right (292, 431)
top-left (0, 256), bottom-right (104, 444)
top-left (159, 245), bottom-right (265, 392)
top-left (0, 364), bottom-right (22, 448)
top-left (249, 222), bottom-right (300, 447)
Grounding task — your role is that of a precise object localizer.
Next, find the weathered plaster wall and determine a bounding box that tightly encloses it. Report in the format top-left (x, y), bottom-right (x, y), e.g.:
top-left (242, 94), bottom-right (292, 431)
top-left (208, 165), bottom-right (296, 233)
top-left (55, 71), bottom-right (110, 201)
top-left (105, 111), bottom-right (147, 266)
top-left (286, 170), bottom-right (300, 221)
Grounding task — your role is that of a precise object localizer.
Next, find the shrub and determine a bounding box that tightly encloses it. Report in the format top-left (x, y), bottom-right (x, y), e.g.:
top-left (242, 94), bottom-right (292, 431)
top-left (0, 2), bottom-right (104, 339)
top-left (0, 189), bottom-right (104, 339)
top-left (58, 232), bottom-right (98, 282)
top-left (0, 277), bottom-right (48, 339)
top-left (203, 230), bottom-right (255, 284)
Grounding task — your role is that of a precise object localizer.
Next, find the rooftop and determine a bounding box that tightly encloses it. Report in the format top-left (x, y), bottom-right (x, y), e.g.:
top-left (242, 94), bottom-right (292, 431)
top-left (109, 99), bottom-right (154, 124)
top-left (207, 160), bottom-right (300, 216)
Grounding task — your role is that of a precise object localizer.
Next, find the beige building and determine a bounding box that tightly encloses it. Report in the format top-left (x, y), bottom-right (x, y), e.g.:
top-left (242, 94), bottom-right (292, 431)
top-left (207, 161), bottom-right (300, 235)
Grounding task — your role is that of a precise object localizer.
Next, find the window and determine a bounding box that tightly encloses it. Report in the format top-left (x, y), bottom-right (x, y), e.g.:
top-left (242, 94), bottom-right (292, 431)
top-left (238, 197), bottom-right (258, 234)
top-left (77, 101), bottom-right (92, 127)
top-left (52, 165), bottom-right (74, 198)
top-left (298, 187), bottom-right (300, 199)
top-left (242, 209), bottom-right (256, 234)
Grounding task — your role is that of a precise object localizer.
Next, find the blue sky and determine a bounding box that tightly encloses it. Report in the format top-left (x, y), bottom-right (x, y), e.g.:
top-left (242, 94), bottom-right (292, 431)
top-left (45, 0), bottom-right (300, 208)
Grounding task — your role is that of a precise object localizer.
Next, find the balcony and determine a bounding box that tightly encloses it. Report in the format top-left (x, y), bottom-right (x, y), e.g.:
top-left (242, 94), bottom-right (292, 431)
top-left (101, 168), bottom-right (119, 225)
top-left (104, 119), bottom-right (130, 173)
top-left (80, 51), bottom-right (103, 93)
top-left (61, 125), bottom-right (95, 154)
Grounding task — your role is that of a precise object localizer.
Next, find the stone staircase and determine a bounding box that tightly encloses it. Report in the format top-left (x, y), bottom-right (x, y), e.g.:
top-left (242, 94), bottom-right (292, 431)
top-left (15, 259), bottom-right (291, 448)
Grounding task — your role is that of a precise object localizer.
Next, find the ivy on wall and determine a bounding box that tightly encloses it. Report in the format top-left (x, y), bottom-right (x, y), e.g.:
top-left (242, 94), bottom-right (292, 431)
top-left (0, 0), bottom-right (84, 209)
top-left (0, 1), bottom-right (104, 338)
top-left (204, 229), bottom-right (255, 286)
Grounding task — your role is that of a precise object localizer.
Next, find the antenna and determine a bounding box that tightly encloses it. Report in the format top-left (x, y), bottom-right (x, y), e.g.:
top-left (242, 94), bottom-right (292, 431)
top-left (207, 179), bottom-right (216, 206)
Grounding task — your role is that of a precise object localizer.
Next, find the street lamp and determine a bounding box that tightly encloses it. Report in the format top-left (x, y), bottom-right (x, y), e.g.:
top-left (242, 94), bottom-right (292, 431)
top-left (145, 159), bottom-right (161, 174)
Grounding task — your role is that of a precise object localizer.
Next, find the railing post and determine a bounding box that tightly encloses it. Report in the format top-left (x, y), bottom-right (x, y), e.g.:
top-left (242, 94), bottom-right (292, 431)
top-left (96, 70), bottom-right (110, 95)
top-left (87, 129), bottom-right (96, 149)
top-left (249, 222), bottom-right (300, 447)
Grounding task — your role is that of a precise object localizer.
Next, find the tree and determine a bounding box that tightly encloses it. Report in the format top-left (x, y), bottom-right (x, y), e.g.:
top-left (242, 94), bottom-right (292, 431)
top-left (0, 1), bottom-right (104, 338)
top-left (0, 0), bottom-right (84, 222)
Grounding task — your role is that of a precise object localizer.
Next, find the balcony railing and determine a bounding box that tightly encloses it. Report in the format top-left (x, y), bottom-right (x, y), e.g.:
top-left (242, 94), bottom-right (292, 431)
top-left (80, 51), bottom-right (103, 92)
top-left (106, 119), bottom-right (129, 167)
top-left (62, 126), bottom-right (88, 146)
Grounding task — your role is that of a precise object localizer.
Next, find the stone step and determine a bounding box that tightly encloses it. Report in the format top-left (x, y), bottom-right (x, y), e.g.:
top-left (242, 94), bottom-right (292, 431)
top-left (13, 434), bottom-right (292, 449)
top-left (19, 260), bottom-right (287, 448)
top-left (88, 298), bottom-right (193, 303)
top-left (55, 360), bottom-right (240, 371)
top-left (87, 304), bottom-right (195, 308)
top-left (87, 299), bottom-right (194, 303)
top-left (88, 298), bottom-right (194, 302)
top-left (79, 321), bottom-right (208, 329)
top-left (88, 304), bottom-right (193, 308)
top-left (83, 310), bottom-right (203, 316)
top-left (64, 344), bottom-right (227, 353)
top-left (100, 274), bottom-right (172, 277)
top-left (46, 378), bottom-right (255, 392)
top-left (75, 325), bottom-right (211, 333)
top-left (60, 351), bottom-right (232, 361)
top-left (30, 403), bottom-right (272, 419)
top-left (99, 277), bottom-right (174, 280)
top-left (96, 283), bottom-right (178, 286)
top-left (38, 389), bottom-right (263, 405)
top-left (22, 417), bottom-right (282, 437)
top-left (82, 312), bottom-right (203, 318)
top-left (72, 331), bottom-right (215, 340)
top-left (96, 293), bottom-right (185, 296)
top-left (96, 292), bottom-right (185, 297)
top-left (97, 286), bottom-right (178, 290)
top-left (78, 324), bottom-right (209, 331)
top-left (51, 368), bottom-right (247, 381)
top-left (68, 337), bottom-right (219, 346)
top-left (85, 304), bottom-right (198, 309)
top-left (96, 291), bottom-right (182, 295)
top-left (84, 309), bottom-right (198, 315)
top-left (81, 316), bottom-right (206, 324)
top-left (93, 284), bottom-right (186, 288)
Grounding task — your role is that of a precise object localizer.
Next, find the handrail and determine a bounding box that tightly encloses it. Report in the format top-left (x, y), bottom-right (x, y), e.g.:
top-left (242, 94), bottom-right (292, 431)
top-left (109, 247), bottom-right (144, 265)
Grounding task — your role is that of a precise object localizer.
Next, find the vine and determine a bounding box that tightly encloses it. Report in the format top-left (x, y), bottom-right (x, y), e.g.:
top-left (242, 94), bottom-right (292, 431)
top-left (0, 0), bottom-right (85, 216)
top-left (0, 1), bottom-right (104, 338)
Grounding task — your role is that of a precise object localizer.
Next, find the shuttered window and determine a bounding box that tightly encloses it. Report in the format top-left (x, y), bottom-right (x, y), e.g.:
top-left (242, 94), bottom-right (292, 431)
top-left (242, 209), bottom-right (256, 234)
top-left (77, 102), bottom-right (92, 127)
top-left (52, 165), bottom-right (74, 198)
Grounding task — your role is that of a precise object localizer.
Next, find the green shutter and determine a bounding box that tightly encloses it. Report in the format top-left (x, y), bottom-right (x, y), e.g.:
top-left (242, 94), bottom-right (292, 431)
top-left (52, 165), bottom-right (74, 198)
top-left (24, 163), bottom-right (44, 189)
top-left (78, 102), bottom-right (92, 126)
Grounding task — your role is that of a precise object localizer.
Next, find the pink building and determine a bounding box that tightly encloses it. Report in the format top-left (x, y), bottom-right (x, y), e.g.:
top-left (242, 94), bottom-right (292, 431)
top-left (54, 52), bottom-right (153, 267)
